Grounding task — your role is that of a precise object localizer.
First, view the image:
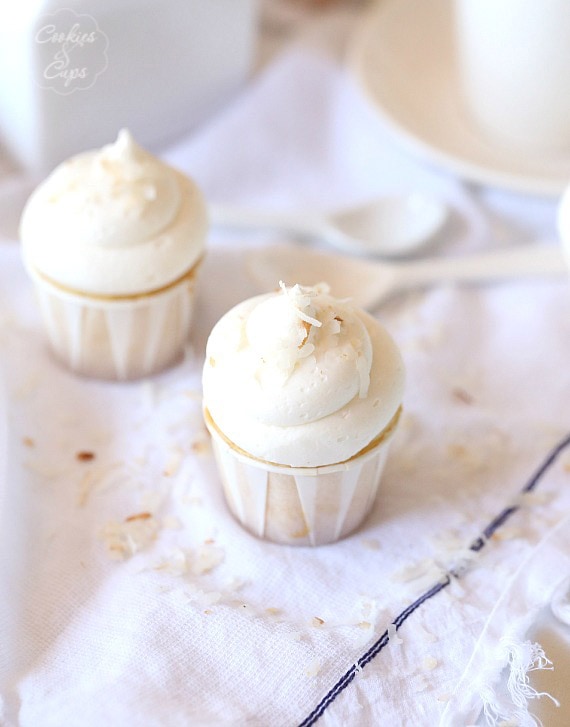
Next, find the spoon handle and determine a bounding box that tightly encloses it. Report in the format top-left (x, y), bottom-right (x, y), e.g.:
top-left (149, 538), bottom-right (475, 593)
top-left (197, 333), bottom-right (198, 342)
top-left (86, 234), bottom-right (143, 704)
top-left (210, 204), bottom-right (327, 240)
top-left (392, 243), bottom-right (567, 291)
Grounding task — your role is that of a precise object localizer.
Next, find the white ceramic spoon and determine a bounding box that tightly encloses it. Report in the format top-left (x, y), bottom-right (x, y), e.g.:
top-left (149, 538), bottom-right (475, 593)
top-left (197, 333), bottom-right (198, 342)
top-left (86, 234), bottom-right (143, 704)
top-left (247, 242), bottom-right (567, 310)
top-left (211, 192), bottom-right (448, 257)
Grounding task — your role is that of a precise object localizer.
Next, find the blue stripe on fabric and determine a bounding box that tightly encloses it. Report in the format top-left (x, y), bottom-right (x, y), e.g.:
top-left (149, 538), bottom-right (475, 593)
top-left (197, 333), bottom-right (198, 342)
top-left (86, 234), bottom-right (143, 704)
top-left (297, 432), bottom-right (570, 727)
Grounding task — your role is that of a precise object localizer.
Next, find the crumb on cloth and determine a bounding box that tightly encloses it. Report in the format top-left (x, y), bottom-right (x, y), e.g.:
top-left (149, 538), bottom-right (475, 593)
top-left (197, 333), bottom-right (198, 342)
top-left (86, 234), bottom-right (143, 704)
top-left (76, 450), bottom-right (96, 462)
top-left (100, 513), bottom-right (159, 560)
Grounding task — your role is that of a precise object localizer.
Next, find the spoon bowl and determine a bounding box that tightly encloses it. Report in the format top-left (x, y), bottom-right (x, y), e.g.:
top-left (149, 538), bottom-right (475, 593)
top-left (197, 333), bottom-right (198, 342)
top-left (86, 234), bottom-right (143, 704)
top-left (329, 193), bottom-right (448, 257)
top-left (210, 192), bottom-right (448, 258)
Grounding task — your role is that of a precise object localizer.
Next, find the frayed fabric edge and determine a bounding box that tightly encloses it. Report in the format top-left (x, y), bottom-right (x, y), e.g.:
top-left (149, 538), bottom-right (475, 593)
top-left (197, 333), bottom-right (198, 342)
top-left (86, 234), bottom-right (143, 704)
top-left (478, 638), bottom-right (559, 727)
top-left (439, 514), bottom-right (570, 727)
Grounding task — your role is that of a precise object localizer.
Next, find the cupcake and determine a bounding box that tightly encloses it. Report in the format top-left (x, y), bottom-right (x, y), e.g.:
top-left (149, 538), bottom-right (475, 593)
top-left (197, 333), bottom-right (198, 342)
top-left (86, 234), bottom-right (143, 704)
top-left (202, 282), bottom-right (405, 546)
top-left (19, 129), bottom-right (207, 380)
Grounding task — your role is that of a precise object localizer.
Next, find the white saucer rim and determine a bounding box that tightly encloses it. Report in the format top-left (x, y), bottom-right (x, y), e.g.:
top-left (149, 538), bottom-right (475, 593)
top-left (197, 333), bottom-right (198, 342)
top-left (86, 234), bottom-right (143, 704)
top-left (347, 0), bottom-right (570, 198)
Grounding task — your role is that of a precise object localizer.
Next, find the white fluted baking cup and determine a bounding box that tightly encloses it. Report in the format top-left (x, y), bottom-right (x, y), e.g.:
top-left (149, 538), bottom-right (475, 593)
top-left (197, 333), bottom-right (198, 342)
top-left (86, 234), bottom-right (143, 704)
top-left (26, 262), bottom-right (201, 380)
top-left (204, 408), bottom-right (399, 546)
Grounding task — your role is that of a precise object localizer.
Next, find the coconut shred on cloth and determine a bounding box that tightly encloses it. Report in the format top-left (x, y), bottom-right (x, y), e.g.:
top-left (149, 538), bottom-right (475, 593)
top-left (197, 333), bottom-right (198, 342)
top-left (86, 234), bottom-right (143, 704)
top-left (1, 44), bottom-right (570, 727)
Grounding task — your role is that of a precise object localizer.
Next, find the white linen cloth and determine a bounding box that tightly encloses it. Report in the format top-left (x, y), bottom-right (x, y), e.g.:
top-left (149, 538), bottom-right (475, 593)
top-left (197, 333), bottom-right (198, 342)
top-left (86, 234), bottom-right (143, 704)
top-left (1, 46), bottom-right (570, 727)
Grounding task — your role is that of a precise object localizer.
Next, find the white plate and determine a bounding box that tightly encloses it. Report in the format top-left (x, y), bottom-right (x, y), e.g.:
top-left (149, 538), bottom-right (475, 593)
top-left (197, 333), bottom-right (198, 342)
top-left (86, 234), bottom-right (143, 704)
top-left (348, 0), bottom-right (570, 197)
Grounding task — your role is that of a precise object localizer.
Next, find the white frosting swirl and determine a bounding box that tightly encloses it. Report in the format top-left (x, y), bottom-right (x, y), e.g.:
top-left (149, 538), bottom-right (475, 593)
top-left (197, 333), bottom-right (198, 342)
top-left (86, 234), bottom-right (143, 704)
top-left (20, 130), bottom-right (207, 296)
top-left (203, 284), bottom-right (405, 468)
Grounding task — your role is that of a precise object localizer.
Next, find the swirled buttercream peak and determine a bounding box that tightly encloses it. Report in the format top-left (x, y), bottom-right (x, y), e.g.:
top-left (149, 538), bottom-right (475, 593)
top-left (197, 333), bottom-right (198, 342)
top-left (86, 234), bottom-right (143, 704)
top-left (28, 129), bottom-right (181, 249)
top-left (20, 129), bottom-right (207, 295)
top-left (203, 283), bottom-right (404, 467)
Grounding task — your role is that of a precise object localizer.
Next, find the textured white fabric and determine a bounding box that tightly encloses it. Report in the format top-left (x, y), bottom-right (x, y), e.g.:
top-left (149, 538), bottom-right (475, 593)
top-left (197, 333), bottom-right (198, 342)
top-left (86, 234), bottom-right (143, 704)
top-left (1, 44), bottom-right (570, 727)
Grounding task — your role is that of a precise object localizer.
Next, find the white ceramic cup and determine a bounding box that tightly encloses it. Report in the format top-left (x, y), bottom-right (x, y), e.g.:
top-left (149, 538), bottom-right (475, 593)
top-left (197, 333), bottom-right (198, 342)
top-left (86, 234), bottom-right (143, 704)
top-left (454, 0), bottom-right (570, 155)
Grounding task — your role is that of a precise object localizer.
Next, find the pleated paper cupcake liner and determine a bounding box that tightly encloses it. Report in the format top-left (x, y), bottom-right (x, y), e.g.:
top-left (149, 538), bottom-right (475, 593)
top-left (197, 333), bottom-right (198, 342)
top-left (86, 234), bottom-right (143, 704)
top-left (29, 266), bottom-right (199, 381)
top-left (204, 409), bottom-right (396, 547)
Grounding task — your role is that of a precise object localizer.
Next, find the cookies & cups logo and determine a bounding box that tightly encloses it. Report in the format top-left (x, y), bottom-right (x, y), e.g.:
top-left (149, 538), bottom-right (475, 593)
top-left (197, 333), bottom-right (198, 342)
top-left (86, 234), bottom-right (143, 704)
top-left (35, 7), bottom-right (109, 95)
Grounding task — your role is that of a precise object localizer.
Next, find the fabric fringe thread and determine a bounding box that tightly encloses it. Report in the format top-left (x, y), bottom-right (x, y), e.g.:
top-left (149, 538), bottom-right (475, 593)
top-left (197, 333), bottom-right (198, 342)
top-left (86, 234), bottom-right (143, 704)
top-left (478, 638), bottom-right (559, 727)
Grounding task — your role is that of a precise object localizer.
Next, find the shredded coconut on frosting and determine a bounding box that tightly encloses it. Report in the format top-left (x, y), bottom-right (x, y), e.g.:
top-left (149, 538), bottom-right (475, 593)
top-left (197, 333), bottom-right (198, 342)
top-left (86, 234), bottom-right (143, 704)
top-left (246, 283), bottom-right (340, 386)
top-left (203, 281), bottom-right (405, 467)
top-left (279, 280), bottom-right (324, 328)
top-left (257, 281), bottom-right (371, 394)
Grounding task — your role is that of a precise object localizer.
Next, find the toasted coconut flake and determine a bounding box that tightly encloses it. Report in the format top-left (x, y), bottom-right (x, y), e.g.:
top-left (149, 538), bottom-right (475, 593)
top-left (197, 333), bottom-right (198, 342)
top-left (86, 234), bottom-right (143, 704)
top-left (224, 577), bottom-right (248, 593)
top-left (391, 559), bottom-right (444, 584)
top-left (305, 659), bottom-right (321, 678)
top-left (153, 549), bottom-right (188, 576)
top-left (312, 616), bottom-right (325, 627)
top-left (125, 511), bottom-right (152, 522)
top-left (387, 623), bottom-right (403, 645)
top-left (428, 529), bottom-right (480, 577)
top-left (324, 318), bottom-right (341, 336)
top-left (163, 447), bottom-right (184, 476)
top-left (437, 694), bottom-right (451, 703)
top-left (191, 439), bottom-right (210, 456)
top-left (298, 320), bottom-right (311, 348)
top-left (77, 461), bottom-right (128, 506)
top-left (297, 342), bottom-right (315, 359)
top-left (422, 656), bottom-right (438, 671)
top-left (76, 450), bottom-right (96, 462)
top-left (100, 514), bottom-right (159, 560)
top-left (22, 436), bottom-right (35, 448)
top-left (190, 543), bottom-right (225, 575)
top-left (358, 599), bottom-right (374, 619)
top-left (186, 584), bottom-right (222, 607)
top-left (491, 526), bottom-right (523, 541)
top-left (279, 281), bottom-right (322, 327)
top-left (77, 470), bottom-right (97, 507)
